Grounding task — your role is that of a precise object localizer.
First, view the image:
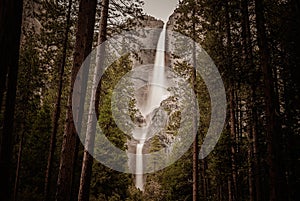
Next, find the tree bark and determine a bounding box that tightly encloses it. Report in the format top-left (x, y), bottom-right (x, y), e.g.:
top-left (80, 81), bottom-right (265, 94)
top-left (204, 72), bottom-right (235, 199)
top-left (254, 0), bottom-right (285, 200)
top-left (0, 0), bottom-right (23, 200)
top-left (248, 147), bottom-right (254, 201)
top-left (219, 183), bottom-right (223, 201)
top-left (200, 159), bottom-right (207, 200)
top-left (247, 119), bottom-right (254, 201)
top-left (77, 0), bottom-right (109, 200)
top-left (225, 1), bottom-right (238, 200)
top-left (251, 86), bottom-right (262, 201)
top-left (240, 1), bottom-right (259, 200)
top-left (44, 0), bottom-right (72, 200)
top-left (228, 176), bottom-right (233, 201)
top-left (12, 125), bottom-right (25, 201)
top-left (192, 4), bottom-right (199, 201)
top-left (193, 134), bottom-right (199, 201)
top-left (55, 1), bottom-right (96, 201)
top-left (228, 85), bottom-right (238, 201)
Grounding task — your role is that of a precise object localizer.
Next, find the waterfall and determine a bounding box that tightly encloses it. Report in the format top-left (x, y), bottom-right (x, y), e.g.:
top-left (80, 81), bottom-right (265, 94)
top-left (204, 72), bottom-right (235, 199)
top-left (135, 23), bottom-right (168, 191)
top-left (134, 126), bottom-right (146, 191)
top-left (135, 143), bottom-right (144, 190)
top-left (140, 23), bottom-right (168, 116)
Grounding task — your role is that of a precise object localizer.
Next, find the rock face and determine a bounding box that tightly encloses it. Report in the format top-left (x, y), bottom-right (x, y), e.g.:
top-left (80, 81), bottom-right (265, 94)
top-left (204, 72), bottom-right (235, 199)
top-left (166, 12), bottom-right (180, 31)
top-left (130, 15), bottom-right (164, 68)
top-left (141, 15), bottom-right (165, 29)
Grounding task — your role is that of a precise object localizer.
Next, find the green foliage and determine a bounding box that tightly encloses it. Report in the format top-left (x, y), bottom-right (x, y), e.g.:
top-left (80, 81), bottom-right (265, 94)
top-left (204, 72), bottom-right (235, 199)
top-left (143, 150), bottom-right (193, 201)
top-left (18, 106), bottom-right (52, 200)
top-left (13, 1), bottom-right (75, 200)
top-left (91, 54), bottom-right (134, 200)
top-left (90, 161), bottom-right (131, 201)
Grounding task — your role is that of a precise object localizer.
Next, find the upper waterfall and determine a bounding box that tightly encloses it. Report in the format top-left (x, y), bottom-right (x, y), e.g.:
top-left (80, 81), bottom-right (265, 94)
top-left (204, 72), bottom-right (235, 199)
top-left (140, 23), bottom-right (169, 117)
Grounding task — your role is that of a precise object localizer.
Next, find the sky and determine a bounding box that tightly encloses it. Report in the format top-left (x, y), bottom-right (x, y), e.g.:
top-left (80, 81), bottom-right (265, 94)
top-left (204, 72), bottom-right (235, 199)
top-left (143, 0), bottom-right (179, 22)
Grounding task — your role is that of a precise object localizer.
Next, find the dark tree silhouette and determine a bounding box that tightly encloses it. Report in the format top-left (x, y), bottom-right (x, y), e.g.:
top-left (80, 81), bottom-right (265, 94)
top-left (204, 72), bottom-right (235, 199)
top-left (55, 0), bottom-right (97, 200)
top-left (0, 0), bottom-right (23, 200)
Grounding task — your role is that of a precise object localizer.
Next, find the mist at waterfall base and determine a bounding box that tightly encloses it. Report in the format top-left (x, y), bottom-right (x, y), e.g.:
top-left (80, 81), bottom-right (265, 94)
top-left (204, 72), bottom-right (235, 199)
top-left (133, 23), bottom-right (168, 191)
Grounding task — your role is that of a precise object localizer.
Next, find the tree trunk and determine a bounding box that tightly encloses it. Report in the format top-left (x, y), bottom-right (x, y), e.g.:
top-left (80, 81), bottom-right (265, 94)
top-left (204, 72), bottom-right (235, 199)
top-left (288, 0), bottom-right (300, 92)
top-left (219, 184), bottom-right (223, 201)
top-left (225, 1), bottom-right (238, 200)
top-left (254, 0), bottom-right (285, 200)
top-left (248, 148), bottom-right (254, 201)
top-left (247, 120), bottom-right (254, 201)
top-left (192, 5), bottom-right (199, 200)
top-left (12, 126), bottom-right (25, 201)
top-left (241, 1), bottom-right (258, 200)
top-left (281, 2), bottom-right (300, 198)
top-left (200, 159), bottom-right (207, 200)
top-left (55, 1), bottom-right (96, 201)
top-left (193, 134), bottom-right (199, 201)
top-left (228, 176), bottom-right (233, 201)
top-left (251, 86), bottom-right (262, 201)
top-left (44, 0), bottom-right (72, 200)
top-left (253, 124), bottom-right (261, 201)
top-left (78, 0), bottom-right (109, 200)
top-left (0, 0), bottom-right (23, 200)
top-left (229, 85), bottom-right (238, 201)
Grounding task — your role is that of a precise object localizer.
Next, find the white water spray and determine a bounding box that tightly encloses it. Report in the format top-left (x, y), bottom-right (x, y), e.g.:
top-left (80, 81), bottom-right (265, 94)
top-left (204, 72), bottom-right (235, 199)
top-left (135, 23), bottom-right (168, 191)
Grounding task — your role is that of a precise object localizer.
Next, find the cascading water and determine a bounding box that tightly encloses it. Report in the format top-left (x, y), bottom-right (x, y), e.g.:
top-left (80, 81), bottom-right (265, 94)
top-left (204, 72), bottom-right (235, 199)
top-left (135, 143), bottom-right (144, 190)
top-left (134, 126), bottom-right (147, 191)
top-left (134, 23), bottom-right (168, 191)
top-left (141, 23), bottom-right (168, 116)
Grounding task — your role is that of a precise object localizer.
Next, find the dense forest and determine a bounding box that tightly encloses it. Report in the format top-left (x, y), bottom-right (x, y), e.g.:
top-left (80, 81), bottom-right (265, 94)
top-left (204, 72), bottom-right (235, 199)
top-left (0, 0), bottom-right (300, 201)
